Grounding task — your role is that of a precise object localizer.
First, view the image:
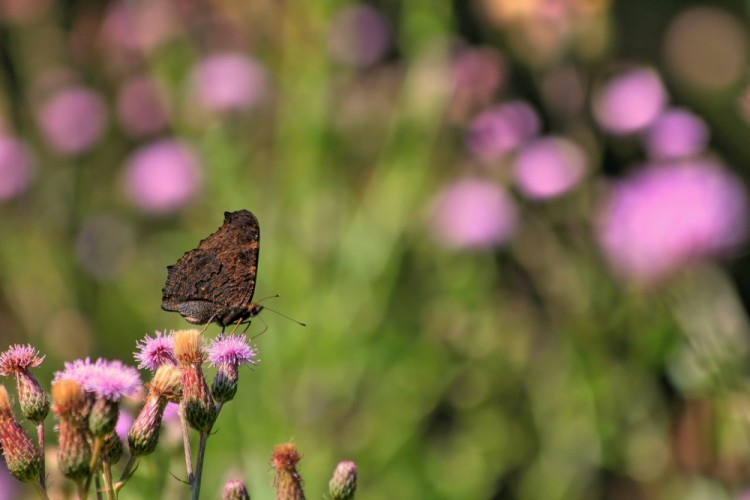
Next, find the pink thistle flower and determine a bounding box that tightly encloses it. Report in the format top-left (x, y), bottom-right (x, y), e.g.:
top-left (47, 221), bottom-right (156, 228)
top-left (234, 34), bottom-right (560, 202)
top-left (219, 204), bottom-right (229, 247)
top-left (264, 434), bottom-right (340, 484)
top-left (466, 101), bottom-right (540, 161)
top-left (54, 358), bottom-right (141, 401)
top-left (37, 87), bottom-right (107, 155)
top-left (85, 359), bottom-right (141, 401)
top-left (598, 160), bottom-right (748, 283)
top-left (191, 53), bottom-right (267, 113)
top-left (207, 334), bottom-right (258, 369)
top-left (512, 136), bottom-right (587, 199)
top-left (134, 330), bottom-right (176, 370)
top-left (0, 345), bottom-right (48, 423)
top-left (593, 68), bottom-right (667, 135)
top-left (0, 344), bottom-right (44, 376)
top-left (208, 334), bottom-right (258, 403)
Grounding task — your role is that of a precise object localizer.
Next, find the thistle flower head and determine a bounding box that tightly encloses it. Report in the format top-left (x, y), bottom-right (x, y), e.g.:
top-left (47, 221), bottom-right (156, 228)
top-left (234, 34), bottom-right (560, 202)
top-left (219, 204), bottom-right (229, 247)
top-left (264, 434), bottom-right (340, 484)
top-left (328, 461), bottom-right (357, 500)
top-left (51, 379), bottom-right (85, 417)
top-left (0, 345), bottom-right (49, 422)
top-left (149, 364), bottom-right (183, 401)
top-left (207, 334), bottom-right (258, 368)
top-left (223, 478), bottom-right (251, 500)
top-left (174, 329), bottom-right (204, 365)
top-left (134, 330), bottom-right (177, 370)
top-left (0, 344), bottom-right (45, 376)
top-left (84, 359), bottom-right (142, 401)
top-left (55, 358), bottom-right (141, 401)
top-left (0, 385), bottom-right (43, 482)
top-left (272, 443), bottom-right (305, 500)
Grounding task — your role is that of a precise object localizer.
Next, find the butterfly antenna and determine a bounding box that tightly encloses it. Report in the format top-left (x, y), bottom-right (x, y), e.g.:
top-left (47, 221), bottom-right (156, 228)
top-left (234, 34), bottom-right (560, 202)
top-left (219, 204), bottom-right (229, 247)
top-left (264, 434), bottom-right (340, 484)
top-left (263, 306), bottom-right (306, 327)
top-left (257, 294), bottom-right (281, 303)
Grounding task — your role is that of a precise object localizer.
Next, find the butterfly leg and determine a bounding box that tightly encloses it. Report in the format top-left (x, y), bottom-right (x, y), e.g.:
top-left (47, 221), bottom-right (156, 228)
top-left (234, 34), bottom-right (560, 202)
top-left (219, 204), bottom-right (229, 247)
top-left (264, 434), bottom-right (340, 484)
top-left (229, 317), bottom-right (243, 335)
top-left (199, 314), bottom-right (218, 335)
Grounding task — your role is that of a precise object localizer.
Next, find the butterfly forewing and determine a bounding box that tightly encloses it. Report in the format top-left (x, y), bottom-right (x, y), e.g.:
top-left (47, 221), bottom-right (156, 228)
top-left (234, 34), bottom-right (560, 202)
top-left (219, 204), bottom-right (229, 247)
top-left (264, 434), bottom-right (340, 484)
top-left (161, 210), bottom-right (261, 325)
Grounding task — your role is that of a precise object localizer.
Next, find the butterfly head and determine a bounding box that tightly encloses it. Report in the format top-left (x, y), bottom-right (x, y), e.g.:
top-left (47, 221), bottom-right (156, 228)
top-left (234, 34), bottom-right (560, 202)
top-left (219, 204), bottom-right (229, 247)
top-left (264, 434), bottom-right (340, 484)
top-left (247, 303), bottom-right (264, 318)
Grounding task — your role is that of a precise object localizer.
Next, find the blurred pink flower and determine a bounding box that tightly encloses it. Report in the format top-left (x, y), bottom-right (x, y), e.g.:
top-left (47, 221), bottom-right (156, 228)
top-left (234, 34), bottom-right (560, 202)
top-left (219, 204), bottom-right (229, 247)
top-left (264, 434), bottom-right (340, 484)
top-left (38, 87), bottom-right (106, 154)
top-left (101, 1), bottom-right (176, 55)
top-left (644, 108), bottom-right (708, 160)
top-left (450, 45), bottom-right (506, 121)
top-left (328, 5), bottom-right (391, 67)
top-left (466, 101), bottom-right (540, 161)
top-left (593, 68), bottom-right (667, 135)
top-left (431, 179), bottom-right (518, 249)
top-left (0, 138), bottom-right (32, 200)
top-left (598, 160), bottom-right (748, 283)
top-left (123, 139), bottom-right (202, 214)
top-left (115, 409), bottom-right (133, 441)
top-left (191, 54), bottom-right (267, 113)
top-left (513, 137), bottom-right (586, 199)
top-left (117, 76), bottom-right (169, 137)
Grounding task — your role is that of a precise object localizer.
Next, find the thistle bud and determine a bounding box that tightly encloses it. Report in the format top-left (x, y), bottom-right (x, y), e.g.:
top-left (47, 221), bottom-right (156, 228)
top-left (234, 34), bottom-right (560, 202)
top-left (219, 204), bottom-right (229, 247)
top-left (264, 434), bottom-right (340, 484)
top-left (89, 398), bottom-right (119, 437)
top-left (128, 365), bottom-right (182, 457)
top-left (0, 385), bottom-right (43, 482)
top-left (101, 430), bottom-right (123, 464)
top-left (328, 461), bottom-right (357, 500)
top-left (207, 334), bottom-right (258, 403)
top-left (223, 478), bottom-right (251, 500)
top-left (272, 443), bottom-right (305, 500)
top-left (0, 344), bottom-right (49, 423)
top-left (52, 380), bottom-right (91, 480)
top-left (174, 330), bottom-right (215, 432)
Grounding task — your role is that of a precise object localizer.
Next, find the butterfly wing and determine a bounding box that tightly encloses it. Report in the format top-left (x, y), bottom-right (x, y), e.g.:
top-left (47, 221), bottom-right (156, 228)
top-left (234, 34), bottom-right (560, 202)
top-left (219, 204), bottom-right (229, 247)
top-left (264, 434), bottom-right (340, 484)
top-left (161, 210), bottom-right (260, 323)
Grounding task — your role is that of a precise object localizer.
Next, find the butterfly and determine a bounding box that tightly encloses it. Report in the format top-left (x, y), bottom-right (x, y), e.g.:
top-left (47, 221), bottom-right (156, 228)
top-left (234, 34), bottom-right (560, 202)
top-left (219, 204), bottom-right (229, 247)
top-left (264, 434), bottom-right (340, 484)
top-left (161, 210), bottom-right (264, 330)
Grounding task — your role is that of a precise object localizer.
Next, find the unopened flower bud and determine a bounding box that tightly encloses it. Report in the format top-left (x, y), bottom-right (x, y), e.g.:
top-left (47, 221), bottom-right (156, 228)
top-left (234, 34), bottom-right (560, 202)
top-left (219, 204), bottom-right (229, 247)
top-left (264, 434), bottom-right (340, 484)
top-left (272, 443), bottom-right (305, 500)
top-left (223, 478), bottom-right (251, 500)
top-left (52, 380), bottom-right (91, 480)
top-left (174, 330), bottom-right (215, 432)
top-left (101, 430), bottom-right (123, 464)
top-left (328, 461), bottom-right (357, 500)
top-left (128, 364), bottom-right (182, 457)
top-left (89, 398), bottom-right (119, 437)
top-left (0, 385), bottom-right (43, 482)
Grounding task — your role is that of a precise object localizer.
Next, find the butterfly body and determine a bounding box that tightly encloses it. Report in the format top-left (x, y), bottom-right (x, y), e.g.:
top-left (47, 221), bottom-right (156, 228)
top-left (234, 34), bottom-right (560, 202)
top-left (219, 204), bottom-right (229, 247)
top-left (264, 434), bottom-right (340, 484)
top-left (161, 210), bottom-right (264, 327)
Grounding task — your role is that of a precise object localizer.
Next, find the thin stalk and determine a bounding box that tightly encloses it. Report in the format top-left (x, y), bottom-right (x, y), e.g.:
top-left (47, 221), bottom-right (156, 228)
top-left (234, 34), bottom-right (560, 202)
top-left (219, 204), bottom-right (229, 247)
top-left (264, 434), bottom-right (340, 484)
top-left (114, 455), bottom-right (137, 493)
top-left (76, 479), bottom-right (88, 500)
top-left (191, 402), bottom-right (223, 500)
top-left (32, 480), bottom-right (49, 500)
top-left (36, 422), bottom-right (46, 493)
top-left (101, 461), bottom-right (115, 500)
top-left (82, 436), bottom-right (103, 499)
top-left (191, 432), bottom-right (209, 500)
top-left (180, 406), bottom-right (194, 485)
top-left (95, 474), bottom-right (102, 500)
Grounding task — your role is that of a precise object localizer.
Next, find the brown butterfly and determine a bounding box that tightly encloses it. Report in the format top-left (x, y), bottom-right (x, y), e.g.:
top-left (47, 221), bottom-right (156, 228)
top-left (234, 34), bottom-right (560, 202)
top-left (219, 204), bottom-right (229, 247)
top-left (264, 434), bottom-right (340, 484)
top-left (161, 210), bottom-right (265, 329)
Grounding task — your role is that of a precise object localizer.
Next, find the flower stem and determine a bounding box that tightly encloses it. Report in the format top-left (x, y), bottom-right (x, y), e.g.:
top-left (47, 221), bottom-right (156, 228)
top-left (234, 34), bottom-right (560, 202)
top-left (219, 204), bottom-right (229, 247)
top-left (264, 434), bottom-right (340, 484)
top-left (180, 405), bottom-right (194, 486)
top-left (32, 480), bottom-right (50, 500)
top-left (101, 460), bottom-right (116, 500)
top-left (36, 422), bottom-right (46, 493)
top-left (114, 455), bottom-right (137, 493)
top-left (191, 402), bottom-right (222, 500)
top-left (76, 479), bottom-right (88, 500)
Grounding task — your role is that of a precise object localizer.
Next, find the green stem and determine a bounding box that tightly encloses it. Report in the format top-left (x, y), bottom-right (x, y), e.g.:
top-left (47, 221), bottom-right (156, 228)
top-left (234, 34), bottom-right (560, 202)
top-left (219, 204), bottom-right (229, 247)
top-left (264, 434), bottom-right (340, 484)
top-left (114, 455), bottom-right (137, 494)
top-left (101, 460), bottom-right (115, 500)
top-left (180, 405), bottom-right (194, 486)
top-left (36, 422), bottom-right (46, 494)
top-left (191, 402), bottom-right (223, 500)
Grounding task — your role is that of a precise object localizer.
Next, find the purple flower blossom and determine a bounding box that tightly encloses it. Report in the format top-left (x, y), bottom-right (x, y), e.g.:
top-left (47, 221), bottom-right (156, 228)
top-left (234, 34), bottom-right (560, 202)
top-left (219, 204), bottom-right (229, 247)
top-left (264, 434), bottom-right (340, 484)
top-left (328, 5), bottom-right (391, 67)
top-left (598, 160), bottom-right (748, 282)
top-left (134, 331), bottom-right (176, 370)
top-left (0, 345), bottom-right (44, 376)
top-left (430, 179), bottom-right (518, 249)
top-left (0, 138), bottom-right (33, 201)
top-left (123, 139), bottom-right (202, 214)
top-left (37, 87), bottom-right (106, 154)
top-left (450, 45), bottom-right (506, 121)
top-left (117, 76), bottom-right (169, 137)
top-left (115, 409), bottom-right (133, 441)
top-left (54, 358), bottom-right (141, 401)
top-left (207, 334), bottom-right (258, 368)
top-left (644, 108), bottom-right (708, 160)
top-left (593, 68), bottom-right (666, 135)
top-left (512, 137), bottom-right (587, 199)
top-left (191, 54), bottom-right (267, 113)
top-left (163, 402), bottom-right (180, 422)
top-left (466, 101), bottom-right (540, 161)
top-left (84, 359), bottom-right (141, 401)
top-left (54, 357), bottom-right (98, 386)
